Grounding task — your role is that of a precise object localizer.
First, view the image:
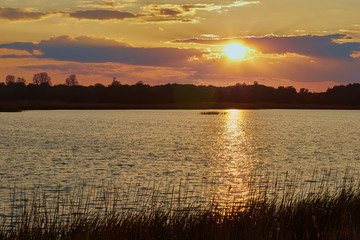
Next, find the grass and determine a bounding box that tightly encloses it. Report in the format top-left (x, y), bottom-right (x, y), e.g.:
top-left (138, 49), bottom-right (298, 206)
top-left (1, 174), bottom-right (360, 239)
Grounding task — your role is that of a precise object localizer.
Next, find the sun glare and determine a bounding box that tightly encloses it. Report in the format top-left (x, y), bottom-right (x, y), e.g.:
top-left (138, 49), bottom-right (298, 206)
top-left (224, 42), bottom-right (248, 60)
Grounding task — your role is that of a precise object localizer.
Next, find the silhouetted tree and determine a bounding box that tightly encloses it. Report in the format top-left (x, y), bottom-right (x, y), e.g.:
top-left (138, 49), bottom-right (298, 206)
top-left (65, 74), bottom-right (79, 86)
top-left (300, 88), bottom-right (309, 94)
top-left (33, 72), bottom-right (51, 85)
top-left (2, 79), bottom-right (360, 107)
top-left (16, 77), bottom-right (26, 85)
top-left (5, 75), bottom-right (15, 85)
top-left (110, 77), bottom-right (121, 87)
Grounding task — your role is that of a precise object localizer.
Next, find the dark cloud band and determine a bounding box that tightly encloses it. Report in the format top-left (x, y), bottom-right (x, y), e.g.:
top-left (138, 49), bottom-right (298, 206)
top-left (69, 10), bottom-right (137, 20)
top-left (173, 34), bottom-right (360, 60)
top-left (0, 7), bottom-right (51, 21)
top-left (0, 36), bottom-right (203, 66)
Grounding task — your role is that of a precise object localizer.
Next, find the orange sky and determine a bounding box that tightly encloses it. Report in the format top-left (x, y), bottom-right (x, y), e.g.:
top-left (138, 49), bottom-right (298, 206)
top-left (1, 0), bottom-right (360, 91)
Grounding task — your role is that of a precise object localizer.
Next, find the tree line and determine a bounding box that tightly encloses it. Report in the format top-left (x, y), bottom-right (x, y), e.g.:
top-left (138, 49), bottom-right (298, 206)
top-left (1, 72), bottom-right (360, 106)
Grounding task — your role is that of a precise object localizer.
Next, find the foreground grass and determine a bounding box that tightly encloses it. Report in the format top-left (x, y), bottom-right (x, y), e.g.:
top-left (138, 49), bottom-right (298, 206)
top-left (2, 182), bottom-right (360, 240)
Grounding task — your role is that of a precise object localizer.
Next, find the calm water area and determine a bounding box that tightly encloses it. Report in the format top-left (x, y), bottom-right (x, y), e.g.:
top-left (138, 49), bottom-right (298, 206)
top-left (1, 109), bottom-right (360, 214)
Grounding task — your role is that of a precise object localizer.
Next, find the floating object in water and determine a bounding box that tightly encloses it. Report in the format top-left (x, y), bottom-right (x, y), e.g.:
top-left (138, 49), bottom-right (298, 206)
top-left (200, 111), bottom-right (228, 115)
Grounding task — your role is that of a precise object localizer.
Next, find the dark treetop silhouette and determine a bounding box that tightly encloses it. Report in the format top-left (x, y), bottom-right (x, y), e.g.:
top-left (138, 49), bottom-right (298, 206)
top-left (1, 73), bottom-right (360, 110)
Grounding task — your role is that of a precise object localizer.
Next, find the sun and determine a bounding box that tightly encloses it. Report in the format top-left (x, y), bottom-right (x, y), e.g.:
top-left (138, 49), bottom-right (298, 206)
top-left (224, 42), bottom-right (248, 60)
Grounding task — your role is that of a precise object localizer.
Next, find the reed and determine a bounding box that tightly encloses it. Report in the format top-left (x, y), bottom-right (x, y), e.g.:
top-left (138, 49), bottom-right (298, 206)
top-left (1, 173), bottom-right (360, 239)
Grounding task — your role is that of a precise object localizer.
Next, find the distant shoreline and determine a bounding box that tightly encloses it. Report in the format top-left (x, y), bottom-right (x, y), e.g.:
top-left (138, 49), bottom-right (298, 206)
top-left (2, 82), bottom-right (360, 111)
top-left (2, 101), bottom-right (360, 112)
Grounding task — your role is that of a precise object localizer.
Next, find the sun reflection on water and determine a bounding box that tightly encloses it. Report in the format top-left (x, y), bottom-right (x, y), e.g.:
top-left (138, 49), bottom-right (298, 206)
top-left (212, 109), bottom-right (256, 207)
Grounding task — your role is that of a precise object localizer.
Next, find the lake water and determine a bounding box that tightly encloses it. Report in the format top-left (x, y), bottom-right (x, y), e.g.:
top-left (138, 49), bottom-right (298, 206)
top-left (1, 109), bottom-right (360, 213)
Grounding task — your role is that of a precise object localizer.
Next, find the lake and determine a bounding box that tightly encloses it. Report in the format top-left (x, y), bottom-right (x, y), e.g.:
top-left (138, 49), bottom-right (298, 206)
top-left (1, 109), bottom-right (360, 213)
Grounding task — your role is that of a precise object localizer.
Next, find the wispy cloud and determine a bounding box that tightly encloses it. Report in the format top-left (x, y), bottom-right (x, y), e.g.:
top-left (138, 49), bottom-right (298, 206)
top-left (84, 0), bottom-right (125, 8)
top-left (68, 9), bottom-right (137, 20)
top-left (0, 48), bottom-right (33, 57)
top-left (68, 8), bottom-right (197, 23)
top-left (139, 1), bottom-right (259, 23)
top-left (75, 0), bottom-right (136, 10)
top-left (142, 1), bottom-right (259, 16)
top-left (0, 7), bottom-right (54, 21)
top-left (0, 1), bottom-right (259, 23)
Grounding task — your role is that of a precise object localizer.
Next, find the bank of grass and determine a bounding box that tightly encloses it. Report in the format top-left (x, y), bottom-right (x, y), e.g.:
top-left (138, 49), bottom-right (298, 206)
top-left (1, 176), bottom-right (360, 240)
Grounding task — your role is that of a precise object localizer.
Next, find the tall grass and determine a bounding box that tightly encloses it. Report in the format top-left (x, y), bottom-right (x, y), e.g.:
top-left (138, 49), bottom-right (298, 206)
top-left (1, 173), bottom-right (360, 239)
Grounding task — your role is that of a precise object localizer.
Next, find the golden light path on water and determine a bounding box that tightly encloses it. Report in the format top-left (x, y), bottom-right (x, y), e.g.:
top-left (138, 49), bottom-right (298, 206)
top-left (211, 110), bottom-right (257, 206)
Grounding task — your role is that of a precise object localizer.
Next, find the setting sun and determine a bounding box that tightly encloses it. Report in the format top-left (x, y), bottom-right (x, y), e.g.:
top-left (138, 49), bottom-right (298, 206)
top-left (224, 42), bottom-right (248, 60)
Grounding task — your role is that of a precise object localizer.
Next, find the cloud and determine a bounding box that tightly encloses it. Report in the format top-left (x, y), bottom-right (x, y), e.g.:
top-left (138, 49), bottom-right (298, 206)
top-left (76, 0), bottom-right (135, 9)
top-left (158, 8), bottom-right (182, 16)
top-left (0, 35), bottom-right (204, 66)
top-left (0, 48), bottom-right (32, 57)
top-left (0, 7), bottom-right (53, 21)
top-left (143, 1), bottom-right (259, 16)
top-left (140, 1), bottom-right (259, 22)
top-left (2, 34), bottom-right (360, 90)
top-left (226, 1), bottom-right (260, 7)
top-left (39, 35), bottom-right (131, 47)
top-left (0, 1), bottom-right (259, 23)
top-left (173, 34), bottom-right (360, 60)
top-left (68, 8), bottom-right (196, 23)
top-left (180, 51), bottom-right (360, 88)
top-left (68, 10), bottom-right (137, 20)
top-left (87, 0), bottom-right (124, 8)
top-left (139, 16), bottom-right (196, 23)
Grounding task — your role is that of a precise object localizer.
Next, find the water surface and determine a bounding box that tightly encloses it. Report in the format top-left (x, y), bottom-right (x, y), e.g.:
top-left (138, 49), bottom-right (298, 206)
top-left (1, 109), bottom-right (360, 211)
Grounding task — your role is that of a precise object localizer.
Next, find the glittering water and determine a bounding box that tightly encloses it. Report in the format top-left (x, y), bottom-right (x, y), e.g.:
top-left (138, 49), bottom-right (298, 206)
top-left (1, 109), bottom-right (360, 212)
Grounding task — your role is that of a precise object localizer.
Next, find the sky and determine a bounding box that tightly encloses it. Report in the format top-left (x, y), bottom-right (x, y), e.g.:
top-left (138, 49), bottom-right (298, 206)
top-left (1, 0), bottom-right (360, 91)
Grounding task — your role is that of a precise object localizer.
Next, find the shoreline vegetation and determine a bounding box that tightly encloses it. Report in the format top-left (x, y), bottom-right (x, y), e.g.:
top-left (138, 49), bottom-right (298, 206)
top-left (3, 101), bottom-right (360, 112)
top-left (1, 81), bottom-right (360, 112)
top-left (2, 174), bottom-right (360, 239)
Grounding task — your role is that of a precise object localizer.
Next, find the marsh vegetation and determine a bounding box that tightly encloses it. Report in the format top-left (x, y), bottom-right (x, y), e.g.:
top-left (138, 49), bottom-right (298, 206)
top-left (1, 173), bottom-right (360, 240)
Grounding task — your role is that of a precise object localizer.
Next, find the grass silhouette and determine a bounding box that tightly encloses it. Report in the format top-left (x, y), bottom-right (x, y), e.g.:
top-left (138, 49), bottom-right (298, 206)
top-left (1, 173), bottom-right (360, 239)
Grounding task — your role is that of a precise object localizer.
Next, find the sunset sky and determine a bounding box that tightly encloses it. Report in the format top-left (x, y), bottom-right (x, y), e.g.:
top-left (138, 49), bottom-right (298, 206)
top-left (1, 0), bottom-right (360, 91)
